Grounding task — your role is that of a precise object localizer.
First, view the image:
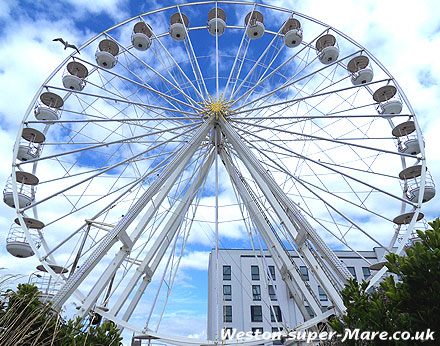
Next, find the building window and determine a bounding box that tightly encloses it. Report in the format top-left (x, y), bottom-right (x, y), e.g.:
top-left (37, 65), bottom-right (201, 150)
top-left (251, 327), bottom-right (263, 336)
top-left (318, 286), bottom-right (327, 301)
top-left (252, 285), bottom-right (261, 301)
top-left (347, 266), bottom-right (356, 278)
top-left (223, 285), bottom-right (231, 301)
top-left (300, 266), bottom-right (309, 281)
top-left (362, 267), bottom-right (371, 280)
top-left (268, 265), bottom-right (276, 280)
top-left (268, 285), bottom-right (277, 301)
top-left (250, 305), bottom-right (263, 322)
top-left (223, 305), bottom-right (232, 323)
top-left (223, 265), bottom-right (231, 280)
top-left (251, 265), bottom-right (260, 280)
top-left (272, 327), bottom-right (283, 345)
top-left (270, 306), bottom-right (282, 322)
top-left (305, 306), bottom-right (314, 319)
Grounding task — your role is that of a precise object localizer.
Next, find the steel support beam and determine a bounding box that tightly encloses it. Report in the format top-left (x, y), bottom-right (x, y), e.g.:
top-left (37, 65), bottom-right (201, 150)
top-left (111, 151), bottom-right (215, 321)
top-left (221, 151), bottom-right (320, 318)
top-left (51, 121), bottom-right (211, 311)
top-left (220, 119), bottom-right (347, 313)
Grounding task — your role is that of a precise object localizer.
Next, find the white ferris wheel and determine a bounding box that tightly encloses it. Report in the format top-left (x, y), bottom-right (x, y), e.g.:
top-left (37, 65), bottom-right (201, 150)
top-left (3, 1), bottom-right (435, 344)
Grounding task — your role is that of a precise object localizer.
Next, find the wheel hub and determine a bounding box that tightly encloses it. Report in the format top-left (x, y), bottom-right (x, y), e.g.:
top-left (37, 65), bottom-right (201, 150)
top-left (199, 93), bottom-right (233, 121)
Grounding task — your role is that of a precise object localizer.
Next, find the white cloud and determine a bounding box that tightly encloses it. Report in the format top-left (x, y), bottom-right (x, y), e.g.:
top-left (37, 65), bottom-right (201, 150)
top-left (61, 0), bottom-right (130, 21)
top-left (0, 0), bottom-right (18, 20)
top-left (179, 250), bottom-right (210, 270)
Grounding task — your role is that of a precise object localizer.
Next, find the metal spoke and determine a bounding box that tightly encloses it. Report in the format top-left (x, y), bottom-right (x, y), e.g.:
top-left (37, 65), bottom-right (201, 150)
top-left (106, 32), bottom-right (201, 108)
top-left (73, 55), bottom-right (200, 113)
top-left (230, 124), bottom-right (417, 206)
top-left (17, 121), bottom-right (200, 166)
top-left (223, 3), bottom-right (256, 97)
top-left (230, 119), bottom-right (417, 158)
top-left (177, 5), bottom-right (209, 97)
top-left (230, 27), bottom-right (330, 106)
top-left (149, 28), bottom-right (205, 101)
top-left (46, 85), bottom-right (199, 116)
top-left (232, 78), bottom-right (390, 115)
top-left (21, 124), bottom-right (201, 212)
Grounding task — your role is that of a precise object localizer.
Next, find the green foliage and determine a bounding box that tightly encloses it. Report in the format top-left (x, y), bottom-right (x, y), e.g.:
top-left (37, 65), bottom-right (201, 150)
top-left (0, 283), bottom-right (122, 345)
top-left (55, 317), bottom-right (122, 346)
top-left (0, 283), bottom-right (56, 345)
top-left (383, 218), bottom-right (440, 335)
top-left (327, 218), bottom-right (440, 345)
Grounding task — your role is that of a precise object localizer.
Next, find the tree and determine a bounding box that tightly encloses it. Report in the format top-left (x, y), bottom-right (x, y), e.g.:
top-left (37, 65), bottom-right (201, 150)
top-left (0, 282), bottom-right (122, 345)
top-left (55, 317), bottom-right (122, 346)
top-left (0, 282), bottom-right (57, 345)
top-left (326, 218), bottom-right (440, 345)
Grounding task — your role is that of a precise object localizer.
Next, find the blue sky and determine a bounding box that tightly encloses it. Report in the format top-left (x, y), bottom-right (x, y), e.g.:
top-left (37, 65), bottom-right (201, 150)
top-left (1, 0), bottom-right (440, 344)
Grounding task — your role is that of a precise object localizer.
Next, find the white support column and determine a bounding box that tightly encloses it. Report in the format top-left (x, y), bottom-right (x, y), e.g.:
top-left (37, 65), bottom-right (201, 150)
top-left (272, 196), bottom-right (352, 284)
top-left (77, 153), bottom-right (204, 317)
top-left (51, 121), bottom-right (211, 311)
top-left (118, 229), bottom-right (133, 249)
top-left (298, 244), bottom-right (345, 313)
top-left (220, 120), bottom-right (347, 313)
top-left (221, 129), bottom-right (299, 241)
top-left (283, 309), bottom-right (337, 346)
top-left (221, 151), bottom-right (321, 318)
top-left (110, 151), bottom-right (215, 320)
top-left (121, 272), bottom-right (152, 323)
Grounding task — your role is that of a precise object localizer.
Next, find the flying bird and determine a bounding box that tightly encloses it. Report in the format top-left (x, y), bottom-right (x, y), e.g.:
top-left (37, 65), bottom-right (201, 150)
top-left (53, 38), bottom-right (80, 54)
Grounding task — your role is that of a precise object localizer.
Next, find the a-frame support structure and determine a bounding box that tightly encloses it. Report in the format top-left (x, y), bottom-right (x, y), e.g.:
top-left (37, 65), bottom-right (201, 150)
top-left (51, 117), bottom-right (353, 344)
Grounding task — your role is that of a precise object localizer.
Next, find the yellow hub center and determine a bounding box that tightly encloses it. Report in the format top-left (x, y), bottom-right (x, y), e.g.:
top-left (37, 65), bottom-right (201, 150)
top-left (199, 93), bottom-right (233, 121)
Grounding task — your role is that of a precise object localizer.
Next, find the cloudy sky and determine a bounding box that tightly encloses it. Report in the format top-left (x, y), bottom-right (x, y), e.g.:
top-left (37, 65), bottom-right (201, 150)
top-left (0, 0), bottom-right (439, 344)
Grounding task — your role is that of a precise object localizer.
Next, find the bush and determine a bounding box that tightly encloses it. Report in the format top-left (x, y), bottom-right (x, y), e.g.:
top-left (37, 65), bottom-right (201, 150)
top-left (326, 218), bottom-right (440, 345)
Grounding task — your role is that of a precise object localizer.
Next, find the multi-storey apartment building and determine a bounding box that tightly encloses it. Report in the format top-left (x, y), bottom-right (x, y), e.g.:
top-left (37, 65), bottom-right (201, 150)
top-left (207, 248), bottom-right (384, 342)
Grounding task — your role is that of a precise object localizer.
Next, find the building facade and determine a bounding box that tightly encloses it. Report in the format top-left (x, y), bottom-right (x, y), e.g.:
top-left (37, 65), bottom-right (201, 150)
top-left (207, 248), bottom-right (384, 342)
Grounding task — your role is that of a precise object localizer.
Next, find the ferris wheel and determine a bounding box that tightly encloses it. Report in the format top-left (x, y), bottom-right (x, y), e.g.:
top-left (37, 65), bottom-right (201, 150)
top-left (3, 1), bottom-right (435, 344)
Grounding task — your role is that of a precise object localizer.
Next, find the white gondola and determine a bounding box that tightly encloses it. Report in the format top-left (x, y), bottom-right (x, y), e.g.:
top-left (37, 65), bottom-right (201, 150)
top-left (3, 172), bottom-right (38, 208)
top-left (131, 22), bottom-right (153, 51)
top-left (408, 236), bottom-right (422, 246)
top-left (398, 164), bottom-right (423, 180)
top-left (36, 263), bottom-right (68, 274)
top-left (347, 56), bottom-right (373, 85)
top-left (34, 92), bottom-right (63, 121)
top-left (95, 39), bottom-right (119, 69)
top-left (393, 211), bottom-right (424, 225)
top-left (405, 170), bottom-right (436, 203)
top-left (28, 270), bottom-right (62, 303)
top-left (6, 224), bottom-right (41, 258)
top-left (62, 61), bottom-right (88, 90)
top-left (373, 85), bottom-right (403, 116)
top-left (17, 127), bottom-right (45, 161)
top-left (207, 7), bottom-right (227, 36)
top-left (369, 261), bottom-right (387, 271)
top-left (245, 11), bottom-right (264, 39)
top-left (282, 18), bottom-right (302, 48)
top-left (392, 121), bottom-right (422, 155)
top-left (14, 217), bottom-right (45, 229)
top-left (316, 34), bottom-right (339, 64)
top-left (169, 12), bottom-right (189, 41)
top-left (398, 134), bottom-right (422, 155)
top-left (380, 98), bottom-right (403, 115)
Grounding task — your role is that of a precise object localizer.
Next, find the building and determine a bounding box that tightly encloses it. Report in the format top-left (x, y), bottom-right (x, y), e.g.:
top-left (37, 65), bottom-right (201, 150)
top-left (207, 248), bottom-right (384, 343)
